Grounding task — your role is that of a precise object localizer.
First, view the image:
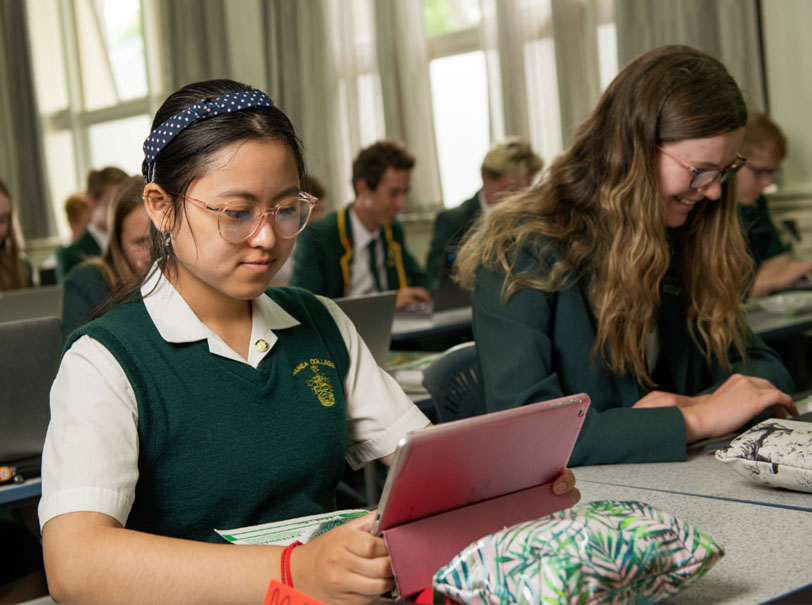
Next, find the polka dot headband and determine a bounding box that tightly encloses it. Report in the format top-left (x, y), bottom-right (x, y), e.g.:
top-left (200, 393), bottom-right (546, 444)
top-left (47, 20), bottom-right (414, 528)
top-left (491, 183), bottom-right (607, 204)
top-left (142, 90), bottom-right (274, 181)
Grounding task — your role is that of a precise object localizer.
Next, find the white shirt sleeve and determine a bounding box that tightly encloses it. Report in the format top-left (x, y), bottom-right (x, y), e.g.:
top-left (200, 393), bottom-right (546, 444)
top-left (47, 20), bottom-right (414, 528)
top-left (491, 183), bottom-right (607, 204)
top-left (317, 296), bottom-right (430, 469)
top-left (38, 336), bottom-right (140, 529)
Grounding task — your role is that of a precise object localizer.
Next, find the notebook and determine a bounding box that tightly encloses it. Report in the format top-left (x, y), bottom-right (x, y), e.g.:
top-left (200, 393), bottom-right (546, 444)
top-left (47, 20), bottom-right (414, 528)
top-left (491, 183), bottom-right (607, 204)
top-left (371, 393), bottom-right (590, 596)
top-left (334, 291), bottom-right (397, 367)
top-left (0, 285), bottom-right (63, 323)
top-left (0, 316), bottom-right (62, 466)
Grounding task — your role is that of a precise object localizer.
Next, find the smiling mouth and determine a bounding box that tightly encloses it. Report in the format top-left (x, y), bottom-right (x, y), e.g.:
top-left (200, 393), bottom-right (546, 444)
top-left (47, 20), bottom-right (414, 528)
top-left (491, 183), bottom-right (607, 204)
top-left (675, 196), bottom-right (700, 207)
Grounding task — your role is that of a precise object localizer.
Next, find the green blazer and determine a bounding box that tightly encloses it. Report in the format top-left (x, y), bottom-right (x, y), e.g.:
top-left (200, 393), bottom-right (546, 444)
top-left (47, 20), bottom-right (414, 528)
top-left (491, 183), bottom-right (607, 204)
top-left (61, 263), bottom-right (111, 344)
top-left (472, 243), bottom-right (794, 467)
top-left (738, 196), bottom-right (787, 268)
top-left (56, 230), bottom-right (102, 283)
top-left (425, 192), bottom-right (482, 292)
top-left (290, 204), bottom-right (428, 298)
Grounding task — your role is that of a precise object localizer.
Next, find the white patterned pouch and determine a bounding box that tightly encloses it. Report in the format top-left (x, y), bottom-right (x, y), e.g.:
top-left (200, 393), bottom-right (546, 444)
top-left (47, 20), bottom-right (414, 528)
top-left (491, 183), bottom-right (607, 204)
top-left (432, 500), bottom-right (723, 604)
top-left (715, 418), bottom-right (812, 493)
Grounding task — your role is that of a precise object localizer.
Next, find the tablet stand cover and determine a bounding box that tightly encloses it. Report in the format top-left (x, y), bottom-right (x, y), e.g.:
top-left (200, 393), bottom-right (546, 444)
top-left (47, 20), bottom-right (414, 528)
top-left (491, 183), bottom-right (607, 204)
top-left (377, 394), bottom-right (590, 596)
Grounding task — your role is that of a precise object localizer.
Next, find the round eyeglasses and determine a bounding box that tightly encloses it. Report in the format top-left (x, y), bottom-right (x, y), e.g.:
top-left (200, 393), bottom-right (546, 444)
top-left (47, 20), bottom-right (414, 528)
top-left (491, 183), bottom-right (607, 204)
top-left (658, 147), bottom-right (747, 190)
top-left (182, 191), bottom-right (317, 243)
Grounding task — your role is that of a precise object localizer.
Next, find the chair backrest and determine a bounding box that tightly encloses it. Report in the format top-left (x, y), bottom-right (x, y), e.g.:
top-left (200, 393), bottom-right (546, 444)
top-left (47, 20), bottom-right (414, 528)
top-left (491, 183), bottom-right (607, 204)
top-left (421, 341), bottom-right (481, 423)
top-left (0, 316), bottom-right (62, 464)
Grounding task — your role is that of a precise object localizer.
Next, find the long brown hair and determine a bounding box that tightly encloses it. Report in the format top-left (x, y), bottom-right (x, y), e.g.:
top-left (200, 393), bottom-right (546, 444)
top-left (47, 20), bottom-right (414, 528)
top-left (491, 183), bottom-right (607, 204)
top-left (456, 45), bottom-right (751, 387)
top-left (84, 175), bottom-right (148, 292)
top-left (0, 178), bottom-right (28, 291)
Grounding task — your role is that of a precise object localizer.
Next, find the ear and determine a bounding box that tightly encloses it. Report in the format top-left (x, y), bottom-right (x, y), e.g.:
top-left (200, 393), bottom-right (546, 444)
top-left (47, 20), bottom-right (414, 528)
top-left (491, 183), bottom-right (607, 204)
top-left (355, 178), bottom-right (370, 198)
top-left (143, 183), bottom-right (176, 234)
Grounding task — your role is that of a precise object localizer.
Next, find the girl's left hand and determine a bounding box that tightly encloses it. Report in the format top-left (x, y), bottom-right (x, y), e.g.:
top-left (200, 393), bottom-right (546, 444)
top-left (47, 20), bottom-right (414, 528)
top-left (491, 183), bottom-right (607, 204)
top-left (633, 390), bottom-right (708, 409)
top-left (552, 468), bottom-right (580, 506)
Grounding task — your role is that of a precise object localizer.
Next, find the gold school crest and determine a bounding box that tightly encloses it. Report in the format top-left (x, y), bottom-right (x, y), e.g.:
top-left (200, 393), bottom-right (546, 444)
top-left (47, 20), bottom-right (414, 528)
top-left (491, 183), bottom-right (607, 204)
top-left (293, 358), bottom-right (336, 407)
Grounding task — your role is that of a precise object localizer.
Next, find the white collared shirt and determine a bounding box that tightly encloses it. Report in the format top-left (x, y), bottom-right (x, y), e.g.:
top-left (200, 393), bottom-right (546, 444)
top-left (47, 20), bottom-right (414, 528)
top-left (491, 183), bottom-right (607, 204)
top-left (86, 222), bottom-right (109, 253)
top-left (39, 268), bottom-right (429, 528)
top-left (348, 204), bottom-right (386, 296)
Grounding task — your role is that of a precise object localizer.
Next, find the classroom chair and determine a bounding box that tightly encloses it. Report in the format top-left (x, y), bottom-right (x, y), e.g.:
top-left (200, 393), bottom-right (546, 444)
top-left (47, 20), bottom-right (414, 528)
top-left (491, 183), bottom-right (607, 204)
top-left (422, 341), bottom-right (481, 423)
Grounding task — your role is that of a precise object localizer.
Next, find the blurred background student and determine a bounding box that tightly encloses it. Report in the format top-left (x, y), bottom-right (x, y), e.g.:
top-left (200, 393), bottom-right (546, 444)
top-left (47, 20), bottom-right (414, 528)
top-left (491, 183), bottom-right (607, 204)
top-left (270, 173), bottom-right (327, 286)
top-left (425, 138), bottom-right (543, 291)
top-left (61, 175), bottom-right (151, 342)
top-left (291, 140), bottom-right (431, 310)
top-left (0, 177), bottom-right (33, 291)
top-left (737, 112), bottom-right (812, 298)
top-left (56, 166), bottom-right (128, 282)
top-left (64, 192), bottom-right (91, 244)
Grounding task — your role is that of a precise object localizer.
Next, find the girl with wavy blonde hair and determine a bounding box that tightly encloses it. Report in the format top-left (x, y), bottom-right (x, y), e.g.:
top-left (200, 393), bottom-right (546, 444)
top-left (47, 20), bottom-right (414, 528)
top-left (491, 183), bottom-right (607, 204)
top-left (457, 45), bottom-right (797, 466)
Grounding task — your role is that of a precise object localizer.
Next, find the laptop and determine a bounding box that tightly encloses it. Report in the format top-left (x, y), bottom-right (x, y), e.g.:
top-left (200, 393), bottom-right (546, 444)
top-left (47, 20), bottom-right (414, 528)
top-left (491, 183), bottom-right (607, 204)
top-left (0, 316), bottom-right (62, 468)
top-left (371, 393), bottom-right (590, 596)
top-left (432, 245), bottom-right (471, 312)
top-left (334, 291), bottom-right (397, 367)
top-left (397, 246), bottom-right (470, 316)
top-left (0, 285), bottom-right (64, 323)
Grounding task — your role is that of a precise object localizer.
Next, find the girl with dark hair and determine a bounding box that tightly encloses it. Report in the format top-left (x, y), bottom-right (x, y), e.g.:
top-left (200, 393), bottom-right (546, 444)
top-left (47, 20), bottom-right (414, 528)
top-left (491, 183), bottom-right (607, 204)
top-left (38, 78), bottom-right (579, 603)
top-left (60, 175), bottom-right (151, 342)
top-left (0, 178), bottom-right (32, 291)
top-left (456, 45), bottom-right (797, 466)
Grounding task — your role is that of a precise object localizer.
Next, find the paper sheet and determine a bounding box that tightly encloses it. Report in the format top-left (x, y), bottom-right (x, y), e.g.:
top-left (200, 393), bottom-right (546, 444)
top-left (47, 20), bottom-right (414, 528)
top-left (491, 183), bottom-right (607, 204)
top-left (216, 509), bottom-right (369, 546)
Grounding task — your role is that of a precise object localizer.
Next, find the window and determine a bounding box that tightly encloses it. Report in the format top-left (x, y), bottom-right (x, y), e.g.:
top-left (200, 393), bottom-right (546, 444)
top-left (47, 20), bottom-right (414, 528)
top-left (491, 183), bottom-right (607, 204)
top-left (424, 0), bottom-right (489, 207)
top-left (26, 0), bottom-right (160, 240)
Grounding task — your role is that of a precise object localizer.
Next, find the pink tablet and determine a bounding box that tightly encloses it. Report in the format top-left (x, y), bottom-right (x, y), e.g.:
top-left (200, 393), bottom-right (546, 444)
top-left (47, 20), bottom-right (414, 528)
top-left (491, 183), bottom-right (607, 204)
top-left (372, 394), bottom-right (590, 596)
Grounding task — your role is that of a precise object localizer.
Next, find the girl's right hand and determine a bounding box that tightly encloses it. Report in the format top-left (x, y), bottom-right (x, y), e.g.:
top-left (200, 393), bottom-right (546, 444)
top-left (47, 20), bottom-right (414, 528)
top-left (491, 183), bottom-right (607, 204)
top-left (680, 374), bottom-right (797, 443)
top-left (291, 512), bottom-right (394, 605)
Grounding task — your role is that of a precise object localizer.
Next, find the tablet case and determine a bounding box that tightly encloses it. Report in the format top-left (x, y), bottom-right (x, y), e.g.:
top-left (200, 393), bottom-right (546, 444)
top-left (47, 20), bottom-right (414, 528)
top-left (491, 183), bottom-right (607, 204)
top-left (375, 394), bottom-right (590, 596)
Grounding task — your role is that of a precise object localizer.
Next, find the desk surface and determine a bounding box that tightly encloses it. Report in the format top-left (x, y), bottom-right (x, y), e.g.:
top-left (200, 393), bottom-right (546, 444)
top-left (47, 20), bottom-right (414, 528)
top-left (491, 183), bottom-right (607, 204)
top-left (748, 306), bottom-right (812, 339)
top-left (575, 448), bottom-right (812, 512)
top-left (391, 306), bottom-right (472, 340)
top-left (578, 481), bottom-right (812, 604)
top-left (0, 476), bottom-right (41, 505)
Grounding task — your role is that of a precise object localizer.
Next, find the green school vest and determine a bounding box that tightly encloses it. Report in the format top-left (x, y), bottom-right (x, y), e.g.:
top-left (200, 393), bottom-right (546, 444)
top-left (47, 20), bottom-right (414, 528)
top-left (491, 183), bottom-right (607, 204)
top-left (68, 287), bottom-right (350, 542)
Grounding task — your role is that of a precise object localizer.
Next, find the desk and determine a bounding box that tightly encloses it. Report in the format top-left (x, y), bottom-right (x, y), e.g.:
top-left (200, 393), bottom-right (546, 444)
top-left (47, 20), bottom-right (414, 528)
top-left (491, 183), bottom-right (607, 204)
top-left (577, 482), bottom-right (812, 604)
top-left (575, 449), bottom-right (812, 512)
top-left (748, 306), bottom-right (812, 339)
top-left (391, 307), bottom-right (472, 342)
top-left (0, 477), bottom-right (41, 506)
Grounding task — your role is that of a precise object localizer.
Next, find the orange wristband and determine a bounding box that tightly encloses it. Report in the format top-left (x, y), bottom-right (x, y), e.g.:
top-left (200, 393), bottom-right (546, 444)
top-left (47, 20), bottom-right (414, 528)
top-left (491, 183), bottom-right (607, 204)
top-left (280, 540), bottom-right (302, 587)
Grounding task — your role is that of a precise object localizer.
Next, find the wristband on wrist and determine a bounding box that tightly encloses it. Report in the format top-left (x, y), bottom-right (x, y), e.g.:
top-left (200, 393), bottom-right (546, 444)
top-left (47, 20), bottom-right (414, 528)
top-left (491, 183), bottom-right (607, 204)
top-left (280, 541), bottom-right (303, 587)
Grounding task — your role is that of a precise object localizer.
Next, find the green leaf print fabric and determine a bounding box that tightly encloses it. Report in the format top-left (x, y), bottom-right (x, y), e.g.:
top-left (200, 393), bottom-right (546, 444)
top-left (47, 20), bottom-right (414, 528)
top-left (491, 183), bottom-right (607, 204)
top-left (433, 500), bottom-right (723, 604)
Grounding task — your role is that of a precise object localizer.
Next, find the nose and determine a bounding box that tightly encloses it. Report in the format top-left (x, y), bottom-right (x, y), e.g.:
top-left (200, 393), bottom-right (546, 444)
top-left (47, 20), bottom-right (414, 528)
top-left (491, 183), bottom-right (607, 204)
top-left (248, 215), bottom-right (277, 248)
top-left (697, 178), bottom-right (724, 201)
top-left (393, 193), bottom-right (407, 212)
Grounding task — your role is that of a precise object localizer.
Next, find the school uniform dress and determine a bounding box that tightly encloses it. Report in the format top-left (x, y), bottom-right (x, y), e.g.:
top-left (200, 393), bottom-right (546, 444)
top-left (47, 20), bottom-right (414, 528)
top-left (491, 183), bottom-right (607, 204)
top-left (61, 263), bottom-right (111, 343)
top-left (425, 191), bottom-right (483, 292)
top-left (290, 204), bottom-right (428, 298)
top-left (738, 196), bottom-right (787, 268)
top-left (56, 225), bottom-right (107, 283)
top-left (472, 241), bottom-right (794, 467)
top-left (39, 268), bottom-right (429, 542)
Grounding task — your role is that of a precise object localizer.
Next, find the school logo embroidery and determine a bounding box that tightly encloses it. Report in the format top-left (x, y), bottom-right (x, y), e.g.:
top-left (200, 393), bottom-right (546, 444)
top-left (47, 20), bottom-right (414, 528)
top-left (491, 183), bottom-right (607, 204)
top-left (293, 358), bottom-right (337, 407)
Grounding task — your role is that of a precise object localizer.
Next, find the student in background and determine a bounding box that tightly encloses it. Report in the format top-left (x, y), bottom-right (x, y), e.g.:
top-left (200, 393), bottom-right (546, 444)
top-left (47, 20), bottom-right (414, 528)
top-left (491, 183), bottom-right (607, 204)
top-left (0, 177), bottom-right (33, 291)
top-left (61, 175), bottom-right (151, 342)
top-left (425, 138), bottom-right (543, 291)
top-left (270, 173), bottom-right (327, 286)
top-left (736, 112), bottom-right (812, 297)
top-left (291, 140), bottom-right (432, 310)
top-left (456, 45), bottom-right (797, 467)
top-left (40, 80), bottom-right (577, 603)
top-left (64, 192), bottom-right (90, 243)
top-left (56, 166), bottom-right (128, 282)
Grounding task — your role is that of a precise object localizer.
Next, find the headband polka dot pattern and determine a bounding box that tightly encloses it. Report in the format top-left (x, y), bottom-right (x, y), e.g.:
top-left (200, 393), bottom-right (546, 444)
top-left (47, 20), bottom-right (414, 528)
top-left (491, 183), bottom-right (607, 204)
top-left (142, 90), bottom-right (274, 181)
